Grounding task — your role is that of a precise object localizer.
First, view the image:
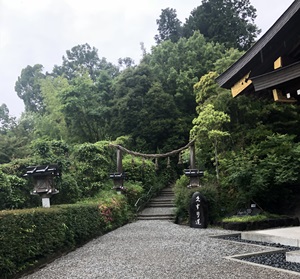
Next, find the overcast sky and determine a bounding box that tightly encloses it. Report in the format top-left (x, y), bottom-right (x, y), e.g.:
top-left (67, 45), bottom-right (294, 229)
top-left (0, 0), bottom-right (295, 118)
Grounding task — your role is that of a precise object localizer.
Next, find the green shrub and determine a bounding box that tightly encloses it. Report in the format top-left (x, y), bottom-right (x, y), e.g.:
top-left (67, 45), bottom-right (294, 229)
top-left (0, 170), bottom-right (39, 210)
top-left (219, 134), bottom-right (300, 214)
top-left (72, 141), bottom-right (114, 198)
top-left (51, 173), bottom-right (82, 205)
top-left (124, 182), bottom-right (144, 208)
top-left (122, 155), bottom-right (156, 192)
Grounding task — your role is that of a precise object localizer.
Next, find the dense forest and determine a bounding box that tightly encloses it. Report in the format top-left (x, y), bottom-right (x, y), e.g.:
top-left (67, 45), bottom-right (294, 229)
top-left (1, 0), bottom-right (300, 216)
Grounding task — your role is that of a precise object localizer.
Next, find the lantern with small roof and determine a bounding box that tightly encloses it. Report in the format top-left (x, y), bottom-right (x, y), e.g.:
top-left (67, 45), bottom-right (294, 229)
top-left (24, 164), bottom-right (60, 207)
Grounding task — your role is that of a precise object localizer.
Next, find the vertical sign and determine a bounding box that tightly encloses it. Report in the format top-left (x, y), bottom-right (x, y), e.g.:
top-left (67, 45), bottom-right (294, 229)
top-left (190, 192), bottom-right (208, 228)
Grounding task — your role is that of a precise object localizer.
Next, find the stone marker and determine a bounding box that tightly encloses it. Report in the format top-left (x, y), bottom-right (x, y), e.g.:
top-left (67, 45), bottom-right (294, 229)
top-left (189, 192), bottom-right (208, 228)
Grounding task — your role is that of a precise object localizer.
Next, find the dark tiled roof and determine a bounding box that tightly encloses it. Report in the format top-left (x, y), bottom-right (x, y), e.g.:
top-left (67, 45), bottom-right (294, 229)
top-left (216, 0), bottom-right (300, 89)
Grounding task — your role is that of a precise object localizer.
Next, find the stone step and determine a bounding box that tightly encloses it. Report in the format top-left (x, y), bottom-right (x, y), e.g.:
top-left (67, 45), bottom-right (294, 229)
top-left (151, 197), bottom-right (174, 202)
top-left (148, 200), bottom-right (174, 204)
top-left (160, 190), bottom-right (174, 193)
top-left (160, 192), bottom-right (174, 196)
top-left (149, 200), bottom-right (174, 204)
top-left (158, 192), bottom-right (174, 195)
top-left (136, 186), bottom-right (176, 221)
top-left (138, 213), bottom-right (175, 217)
top-left (137, 215), bottom-right (175, 221)
top-left (147, 203), bottom-right (174, 208)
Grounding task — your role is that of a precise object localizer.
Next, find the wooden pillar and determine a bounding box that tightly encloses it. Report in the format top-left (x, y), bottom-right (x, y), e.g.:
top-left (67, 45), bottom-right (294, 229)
top-left (190, 143), bottom-right (196, 169)
top-left (117, 148), bottom-right (123, 173)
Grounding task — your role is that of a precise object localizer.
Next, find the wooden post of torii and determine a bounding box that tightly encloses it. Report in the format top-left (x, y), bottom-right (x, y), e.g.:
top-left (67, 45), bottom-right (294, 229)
top-left (117, 148), bottom-right (122, 174)
top-left (189, 141), bottom-right (196, 169)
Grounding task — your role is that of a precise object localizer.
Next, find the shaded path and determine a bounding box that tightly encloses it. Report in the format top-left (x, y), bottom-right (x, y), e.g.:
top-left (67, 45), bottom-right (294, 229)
top-left (22, 221), bottom-right (300, 279)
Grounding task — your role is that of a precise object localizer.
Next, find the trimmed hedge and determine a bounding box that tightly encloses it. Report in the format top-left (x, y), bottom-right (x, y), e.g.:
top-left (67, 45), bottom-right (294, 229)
top-left (219, 216), bottom-right (300, 231)
top-left (0, 196), bottom-right (131, 279)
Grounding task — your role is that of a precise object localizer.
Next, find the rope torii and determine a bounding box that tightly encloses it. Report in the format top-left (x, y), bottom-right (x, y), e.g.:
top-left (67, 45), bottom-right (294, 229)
top-left (109, 140), bottom-right (196, 172)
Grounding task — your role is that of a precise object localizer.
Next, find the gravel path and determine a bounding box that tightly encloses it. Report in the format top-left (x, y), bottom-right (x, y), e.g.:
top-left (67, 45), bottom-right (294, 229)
top-left (22, 220), bottom-right (300, 279)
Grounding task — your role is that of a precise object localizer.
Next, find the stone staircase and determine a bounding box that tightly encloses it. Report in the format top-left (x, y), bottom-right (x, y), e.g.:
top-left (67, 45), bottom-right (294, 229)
top-left (137, 187), bottom-right (176, 221)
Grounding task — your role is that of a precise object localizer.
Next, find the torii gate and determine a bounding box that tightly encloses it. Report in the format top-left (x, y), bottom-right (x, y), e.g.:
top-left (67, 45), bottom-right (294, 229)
top-left (109, 140), bottom-right (203, 192)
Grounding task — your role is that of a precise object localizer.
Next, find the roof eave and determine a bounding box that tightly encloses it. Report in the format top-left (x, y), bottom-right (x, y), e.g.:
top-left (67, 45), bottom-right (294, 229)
top-left (216, 0), bottom-right (300, 89)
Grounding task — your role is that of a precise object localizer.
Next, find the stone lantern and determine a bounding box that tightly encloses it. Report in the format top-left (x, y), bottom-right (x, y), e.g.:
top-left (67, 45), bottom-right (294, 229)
top-left (24, 164), bottom-right (60, 208)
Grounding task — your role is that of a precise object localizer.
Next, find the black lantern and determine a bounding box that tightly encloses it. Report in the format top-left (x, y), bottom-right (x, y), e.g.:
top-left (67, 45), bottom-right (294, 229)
top-left (184, 169), bottom-right (204, 188)
top-left (109, 172), bottom-right (125, 194)
top-left (24, 164), bottom-right (60, 207)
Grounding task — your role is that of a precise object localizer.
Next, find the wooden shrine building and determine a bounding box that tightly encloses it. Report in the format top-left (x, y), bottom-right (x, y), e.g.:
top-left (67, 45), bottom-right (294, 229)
top-left (216, 0), bottom-right (300, 103)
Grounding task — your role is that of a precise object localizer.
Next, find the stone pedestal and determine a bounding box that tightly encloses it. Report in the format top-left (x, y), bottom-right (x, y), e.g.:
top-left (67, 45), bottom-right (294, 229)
top-left (42, 197), bottom-right (50, 208)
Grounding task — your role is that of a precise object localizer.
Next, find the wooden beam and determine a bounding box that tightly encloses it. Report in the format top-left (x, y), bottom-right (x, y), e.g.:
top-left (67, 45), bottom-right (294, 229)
top-left (272, 89), bottom-right (296, 103)
top-left (251, 61), bottom-right (300, 91)
top-left (231, 72), bottom-right (252, 97)
top-left (272, 57), bottom-right (296, 103)
top-left (274, 56), bottom-right (283, 69)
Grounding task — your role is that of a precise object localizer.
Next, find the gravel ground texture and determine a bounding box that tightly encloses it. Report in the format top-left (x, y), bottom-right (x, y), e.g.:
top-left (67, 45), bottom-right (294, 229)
top-left (21, 220), bottom-right (300, 279)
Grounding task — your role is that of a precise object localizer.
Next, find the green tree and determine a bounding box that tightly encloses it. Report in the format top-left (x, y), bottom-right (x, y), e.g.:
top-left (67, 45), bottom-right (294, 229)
top-left (213, 48), bottom-right (244, 74)
top-left (35, 76), bottom-right (69, 140)
top-left (149, 32), bottom-right (225, 109)
top-left (60, 72), bottom-right (112, 143)
top-left (154, 8), bottom-right (182, 44)
top-left (0, 104), bottom-right (16, 133)
top-left (52, 43), bottom-right (119, 81)
top-left (110, 63), bottom-right (153, 145)
top-left (110, 32), bottom-right (227, 153)
top-left (132, 82), bottom-right (182, 152)
top-left (15, 64), bottom-right (45, 113)
top-left (190, 104), bottom-right (230, 180)
top-left (0, 108), bottom-right (36, 163)
top-left (183, 0), bottom-right (260, 50)
top-left (118, 57), bottom-right (135, 69)
top-left (193, 72), bottom-right (230, 108)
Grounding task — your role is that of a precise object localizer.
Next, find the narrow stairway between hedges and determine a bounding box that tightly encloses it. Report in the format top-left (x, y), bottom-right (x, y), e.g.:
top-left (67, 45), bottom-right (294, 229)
top-left (137, 186), bottom-right (176, 221)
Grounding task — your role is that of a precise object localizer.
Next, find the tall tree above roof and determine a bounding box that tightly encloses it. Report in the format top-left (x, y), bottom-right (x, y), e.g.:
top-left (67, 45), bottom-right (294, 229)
top-left (183, 0), bottom-right (261, 50)
top-left (154, 8), bottom-right (182, 44)
top-left (15, 64), bottom-right (45, 113)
